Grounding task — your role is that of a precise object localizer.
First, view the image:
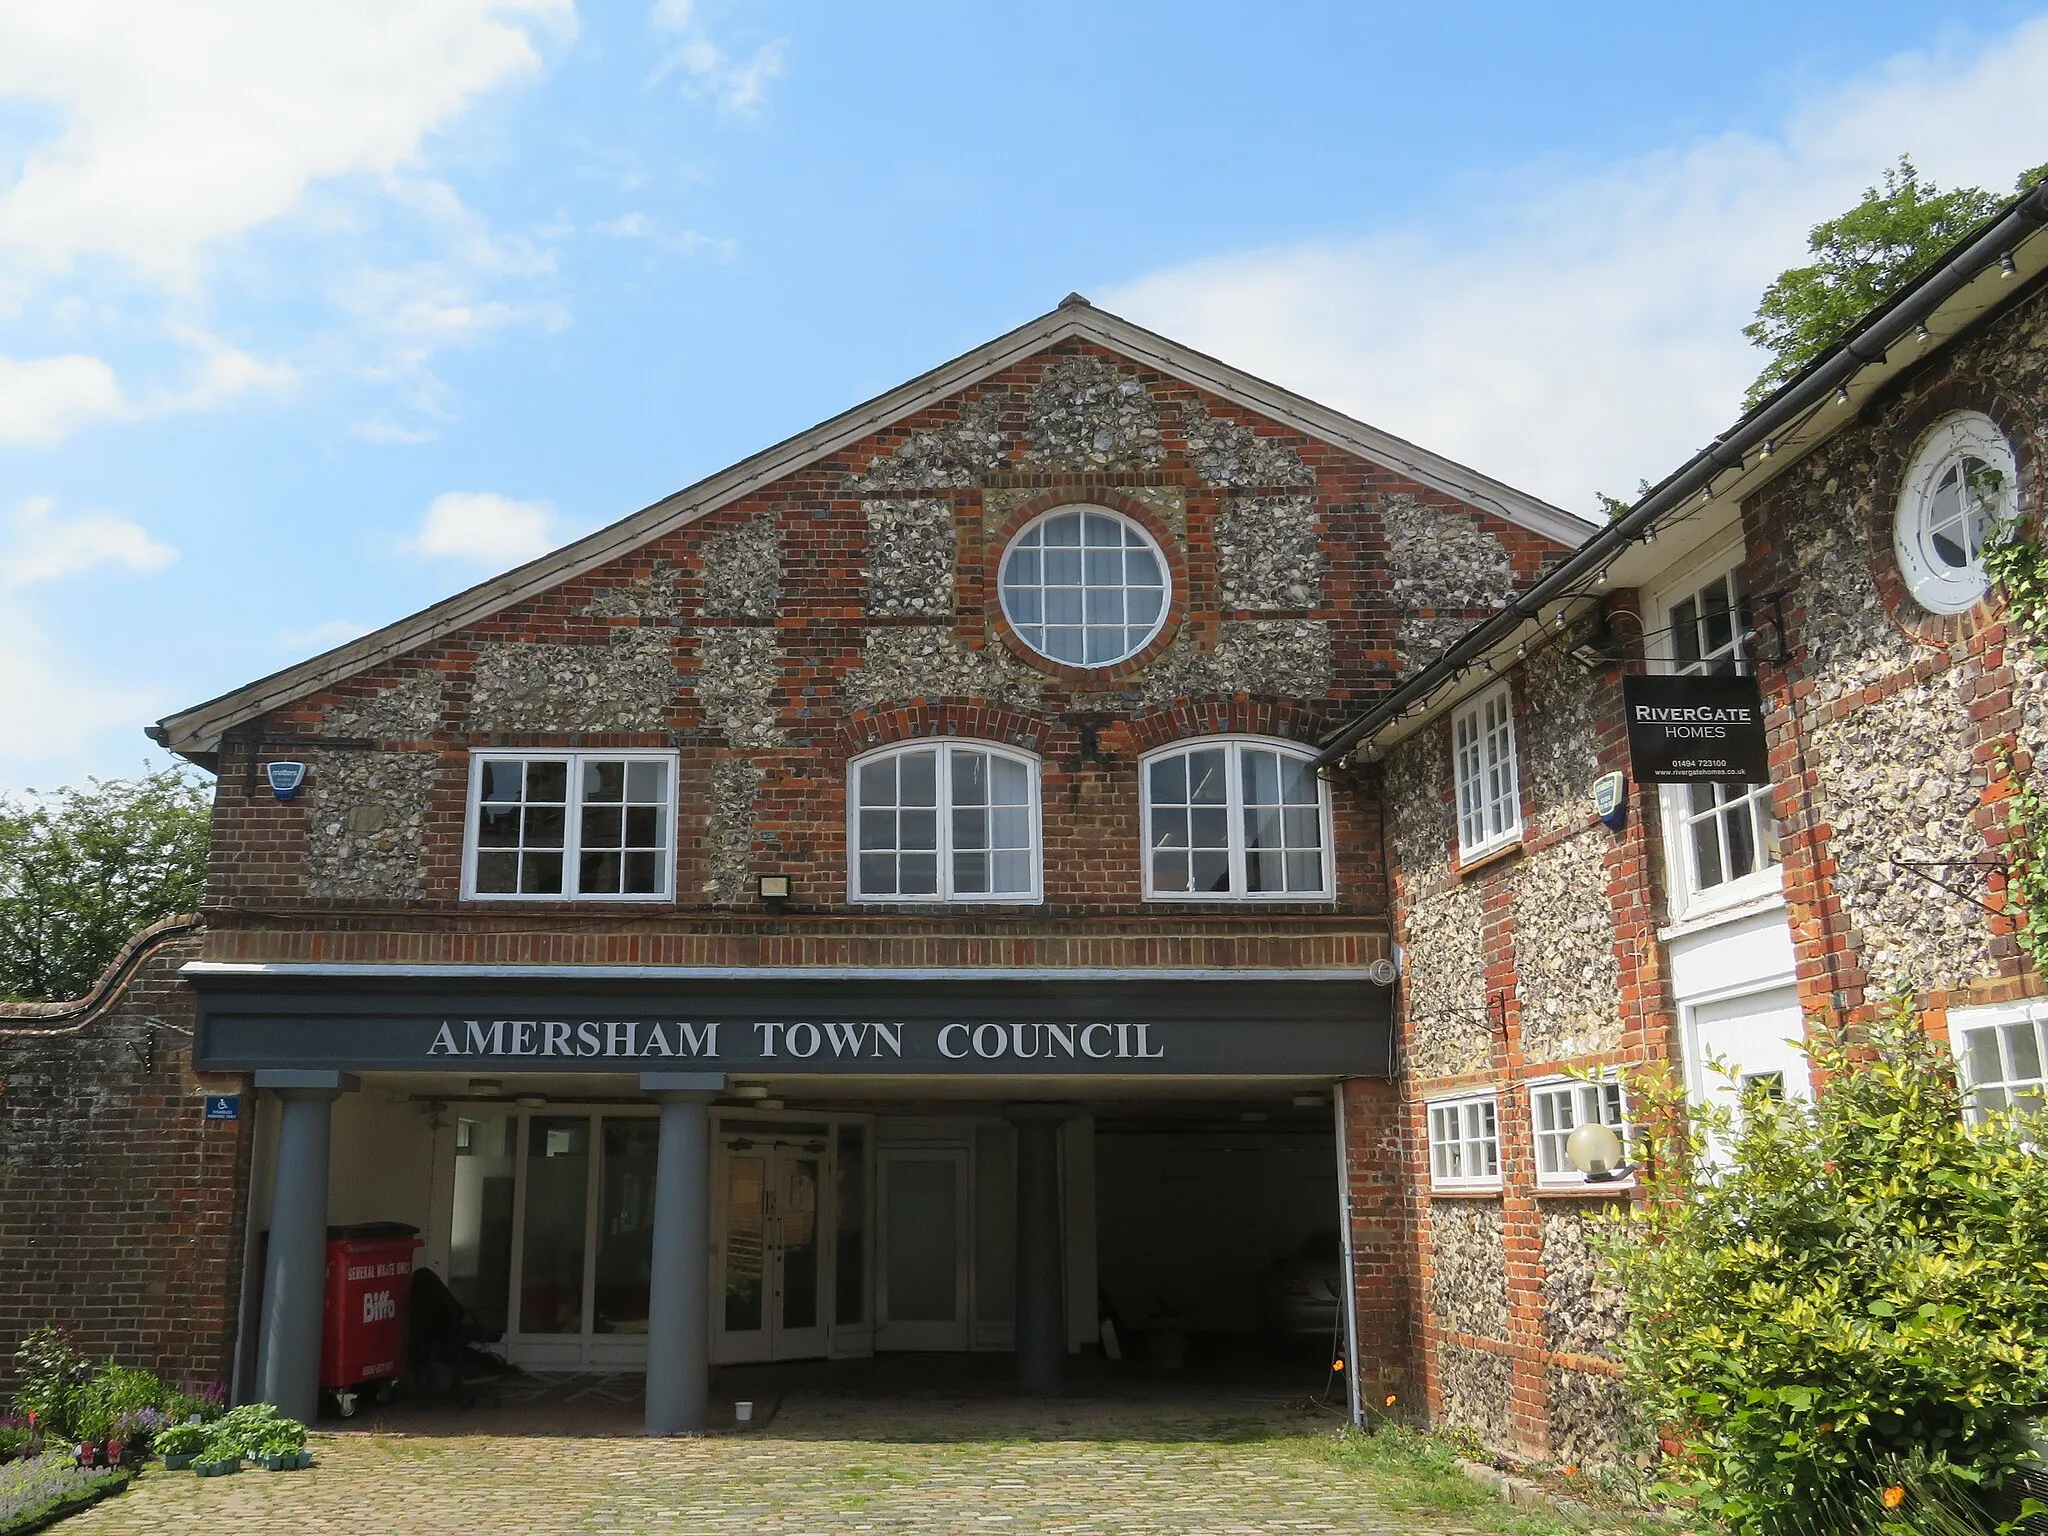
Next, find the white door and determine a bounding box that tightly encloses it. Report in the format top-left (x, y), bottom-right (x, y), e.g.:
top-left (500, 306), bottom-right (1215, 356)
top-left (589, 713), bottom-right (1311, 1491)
top-left (1688, 984), bottom-right (1811, 1135)
top-left (876, 1148), bottom-right (971, 1351)
top-left (712, 1131), bottom-right (831, 1363)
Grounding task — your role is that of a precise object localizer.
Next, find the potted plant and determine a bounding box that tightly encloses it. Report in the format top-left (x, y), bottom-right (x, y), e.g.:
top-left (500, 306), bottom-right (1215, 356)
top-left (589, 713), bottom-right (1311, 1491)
top-left (253, 1417), bottom-right (311, 1472)
top-left (113, 1406), bottom-right (167, 1466)
top-left (194, 1403), bottom-right (308, 1476)
top-left (72, 1398), bottom-right (112, 1469)
top-left (154, 1421), bottom-right (208, 1471)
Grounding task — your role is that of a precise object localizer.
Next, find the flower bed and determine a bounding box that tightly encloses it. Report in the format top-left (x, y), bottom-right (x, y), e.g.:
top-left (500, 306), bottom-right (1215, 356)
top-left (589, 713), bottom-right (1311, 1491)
top-left (0, 1453), bottom-right (130, 1536)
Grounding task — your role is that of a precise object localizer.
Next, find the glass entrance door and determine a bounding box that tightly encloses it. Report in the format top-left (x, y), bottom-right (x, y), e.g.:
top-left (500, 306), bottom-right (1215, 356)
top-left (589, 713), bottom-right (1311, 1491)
top-left (494, 1109), bottom-right (663, 1370)
top-left (449, 1105), bottom-right (870, 1371)
top-left (876, 1148), bottom-right (971, 1351)
top-left (712, 1127), bottom-right (830, 1363)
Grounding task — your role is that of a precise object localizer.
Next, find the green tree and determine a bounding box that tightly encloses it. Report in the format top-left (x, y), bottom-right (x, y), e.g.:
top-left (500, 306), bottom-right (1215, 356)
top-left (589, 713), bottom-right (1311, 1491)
top-left (1741, 157), bottom-right (2047, 410)
top-left (0, 769), bottom-right (211, 1002)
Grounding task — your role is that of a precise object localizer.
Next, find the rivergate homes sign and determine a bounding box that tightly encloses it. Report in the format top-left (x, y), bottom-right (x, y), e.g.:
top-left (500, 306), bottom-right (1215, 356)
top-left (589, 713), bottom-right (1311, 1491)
top-left (184, 964), bottom-right (1393, 1078)
top-left (1621, 673), bottom-right (1771, 784)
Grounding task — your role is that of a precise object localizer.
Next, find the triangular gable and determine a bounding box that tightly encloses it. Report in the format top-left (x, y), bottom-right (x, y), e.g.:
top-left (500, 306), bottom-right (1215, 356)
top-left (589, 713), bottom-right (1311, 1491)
top-left (153, 297), bottom-right (1593, 759)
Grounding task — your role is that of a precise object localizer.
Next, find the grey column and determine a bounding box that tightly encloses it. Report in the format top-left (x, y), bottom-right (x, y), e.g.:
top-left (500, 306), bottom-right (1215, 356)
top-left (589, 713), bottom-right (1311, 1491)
top-left (1009, 1105), bottom-right (1070, 1391)
top-left (643, 1072), bottom-right (724, 1436)
top-left (254, 1071), bottom-right (356, 1423)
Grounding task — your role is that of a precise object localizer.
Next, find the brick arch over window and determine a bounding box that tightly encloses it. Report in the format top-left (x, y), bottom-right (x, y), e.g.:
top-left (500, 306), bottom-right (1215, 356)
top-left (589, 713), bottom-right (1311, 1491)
top-left (835, 701), bottom-right (1052, 759)
top-left (1120, 699), bottom-right (1336, 756)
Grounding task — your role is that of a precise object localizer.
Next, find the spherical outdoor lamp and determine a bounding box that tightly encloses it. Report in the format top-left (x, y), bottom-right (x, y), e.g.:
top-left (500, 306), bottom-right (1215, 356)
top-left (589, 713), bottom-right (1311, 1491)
top-left (1565, 1121), bottom-right (1631, 1183)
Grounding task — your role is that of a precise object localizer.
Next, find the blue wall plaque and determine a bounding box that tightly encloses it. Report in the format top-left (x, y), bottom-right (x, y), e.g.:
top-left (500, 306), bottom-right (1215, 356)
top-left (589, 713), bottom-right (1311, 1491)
top-left (203, 1095), bottom-right (241, 1121)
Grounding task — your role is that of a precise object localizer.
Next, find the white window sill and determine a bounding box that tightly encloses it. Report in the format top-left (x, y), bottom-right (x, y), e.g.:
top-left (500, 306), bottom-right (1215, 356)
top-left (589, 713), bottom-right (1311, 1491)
top-left (1428, 1183), bottom-right (1504, 1198)
top-left (464, 893), bottom-right (675, 904)
top-left (1534, 1178), bottom-right (1636, 1197)
top-left (1659, 878), bottom-right (1787, 944)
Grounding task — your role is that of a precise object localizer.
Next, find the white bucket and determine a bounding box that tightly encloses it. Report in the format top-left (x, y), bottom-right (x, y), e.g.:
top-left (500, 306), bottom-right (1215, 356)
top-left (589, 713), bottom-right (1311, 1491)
top-left (734, 1401), bottom-right (754, 1424)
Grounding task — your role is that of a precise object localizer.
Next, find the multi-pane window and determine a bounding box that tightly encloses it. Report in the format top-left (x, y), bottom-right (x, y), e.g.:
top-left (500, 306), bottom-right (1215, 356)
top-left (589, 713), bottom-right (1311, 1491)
top-left (1427, 1094), bottom-right (1500, 1188)
top-left (1953, 1007), bottom-right (2048, 1124)
top-left (1530, 1078), bottom-right (1631, 1186)
top-left (1663, 560), bottom-right (1779, 906)
top-left (1452, 685), bottom-right (1520, 859)
top-left (999, 506), bottom-right (1169, 667)
top-left (1143, 738), bottom-right (1331, 900)
top-left (466, 753), bottom-right (674, 901)
top-left (851, 743), bottom-right (1040, 902)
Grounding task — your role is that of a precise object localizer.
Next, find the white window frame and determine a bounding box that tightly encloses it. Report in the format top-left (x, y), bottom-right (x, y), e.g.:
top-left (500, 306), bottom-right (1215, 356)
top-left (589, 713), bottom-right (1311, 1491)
top-left (461, 750), bottom-right (678, 903)
top-left (1528, 1075), bottom-right (1633, 1188)
top-left (846, 740), bottom-right (1044, 905)
top-left (1948, 999), bottom-right (2048, 1125)
top-left (1451, 684), bottom-right (1521, 861)
top-left (1893, 411), bottom-right (2017, 616)
top-left (1138, 735), bottom-right (1336, 902)
top-left (1649, 542), bottom-right (1783, 925)
top-left (1426, 1092), bottom-right (1501, 1190)
top-left (996, 504), bottom-right (1172, 669)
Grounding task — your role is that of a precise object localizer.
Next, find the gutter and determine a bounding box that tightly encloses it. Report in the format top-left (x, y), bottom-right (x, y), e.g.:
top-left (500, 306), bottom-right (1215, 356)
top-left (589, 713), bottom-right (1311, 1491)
top-left (1313, 180), bottom-right (2048, 770)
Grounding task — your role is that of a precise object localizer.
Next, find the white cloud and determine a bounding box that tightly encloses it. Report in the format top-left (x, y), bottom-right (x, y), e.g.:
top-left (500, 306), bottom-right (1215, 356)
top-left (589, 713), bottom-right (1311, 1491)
top-left (0, 0), bottom-right (571, 446)
top-left (649, 0), bottom-right (785, 114)
top-left (405, 489), bottom-right (566, 566)
top-left (591, 211), bottom-right (732, 258)
top-left (1, 496), bottom-right (177, 586)
top-left (1105, 17), bottom-right (2048, 516)
top-left (0, 353), bottom-right (125, 443)
top-left (0, 607), bottom-right (165, 786)
top-left (0, 498), bottom-right (180, 786)
top-left (0, 335), bottom-right (293, 445)
top-left (275, 618), bottom-right (373, 653)
top-left (352, 416), bottom-right (439, 446)
top-left (0, 0), bottom-right (574, 283)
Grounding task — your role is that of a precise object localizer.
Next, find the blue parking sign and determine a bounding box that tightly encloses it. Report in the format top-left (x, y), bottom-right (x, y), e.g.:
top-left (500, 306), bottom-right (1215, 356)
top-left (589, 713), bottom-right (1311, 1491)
top-left (203, 1095), bottom-right (241, 1121)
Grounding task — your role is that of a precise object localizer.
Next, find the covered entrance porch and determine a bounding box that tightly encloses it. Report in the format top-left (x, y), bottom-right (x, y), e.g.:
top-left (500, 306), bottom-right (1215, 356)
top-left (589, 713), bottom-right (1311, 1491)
top-left (191, 963), bottom-right (1390, 1435)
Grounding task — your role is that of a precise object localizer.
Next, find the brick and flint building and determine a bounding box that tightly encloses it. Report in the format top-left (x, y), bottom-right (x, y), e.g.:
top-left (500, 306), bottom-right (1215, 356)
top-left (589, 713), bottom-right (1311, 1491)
top-left (4, 176), bottom-right (2047, 1456)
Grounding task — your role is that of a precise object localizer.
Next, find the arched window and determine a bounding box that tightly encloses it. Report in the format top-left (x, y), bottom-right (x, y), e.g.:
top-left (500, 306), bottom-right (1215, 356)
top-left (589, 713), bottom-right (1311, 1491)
top-left (849, 742), bottom-right (1041, 902)
top-left (998, 505), bottom-right (1169, 667)
top-left (1893, 411), bottom-right (2017, 615)
top-left (1140, 737), bottom-right (1333, 900)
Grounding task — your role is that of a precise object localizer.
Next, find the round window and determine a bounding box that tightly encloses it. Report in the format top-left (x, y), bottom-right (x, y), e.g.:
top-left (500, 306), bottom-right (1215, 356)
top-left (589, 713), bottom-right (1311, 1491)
top-left (998, 506), bottom-right (1170, 667)
top-left (1893, 412), bottom-right (2017, 615)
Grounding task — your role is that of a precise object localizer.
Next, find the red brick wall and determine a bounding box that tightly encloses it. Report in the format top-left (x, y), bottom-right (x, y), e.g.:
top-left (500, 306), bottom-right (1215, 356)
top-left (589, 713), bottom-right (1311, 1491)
top-left (0, 937), bottom-right (254, 1393)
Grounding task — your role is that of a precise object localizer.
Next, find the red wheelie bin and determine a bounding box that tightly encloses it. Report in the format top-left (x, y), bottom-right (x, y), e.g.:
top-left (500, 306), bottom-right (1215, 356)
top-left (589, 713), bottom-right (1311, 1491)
top-left (321, 1222), bottom-right (423, 1416)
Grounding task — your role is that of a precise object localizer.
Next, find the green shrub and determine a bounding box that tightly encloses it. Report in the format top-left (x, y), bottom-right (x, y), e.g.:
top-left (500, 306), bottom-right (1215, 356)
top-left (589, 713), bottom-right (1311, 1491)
top-left (164, 1382), bottom-right (225, 1424)
top-left (74, 1367), bottom-right (164, 1444)
top-left (1592, 999), bottom-right (2048, 1533)
top-left (7, 1330), bottom-right (92, 1440)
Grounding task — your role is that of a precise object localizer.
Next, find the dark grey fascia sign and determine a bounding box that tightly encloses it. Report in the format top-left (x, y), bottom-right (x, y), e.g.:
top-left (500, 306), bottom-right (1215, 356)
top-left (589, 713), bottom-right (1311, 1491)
top-left (184, 967), bottom-right (1393, 1078)
top-left (1621, 673), bottom-right (1771, 784)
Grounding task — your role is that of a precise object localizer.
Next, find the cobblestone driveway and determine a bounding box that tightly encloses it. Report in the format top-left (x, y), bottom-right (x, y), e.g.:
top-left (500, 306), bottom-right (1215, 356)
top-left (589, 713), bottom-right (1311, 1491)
top-left (62, 1395), bottom-right (1568, 1535)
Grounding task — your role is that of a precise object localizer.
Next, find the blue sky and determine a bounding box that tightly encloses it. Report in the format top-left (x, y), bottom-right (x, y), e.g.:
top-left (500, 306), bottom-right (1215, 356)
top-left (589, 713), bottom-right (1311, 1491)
top-left (3, 1), bottom-right (2047, 792)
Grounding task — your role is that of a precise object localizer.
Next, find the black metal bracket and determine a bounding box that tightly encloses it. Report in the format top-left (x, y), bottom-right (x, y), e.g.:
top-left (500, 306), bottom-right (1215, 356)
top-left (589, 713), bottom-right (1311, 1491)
top-left (1743, 591), bottom-right (1793, 668)
top-left (1888, 857), bottom-right (2010, 916)
top-left (1406, 993), bottom-right (1509, 1039)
